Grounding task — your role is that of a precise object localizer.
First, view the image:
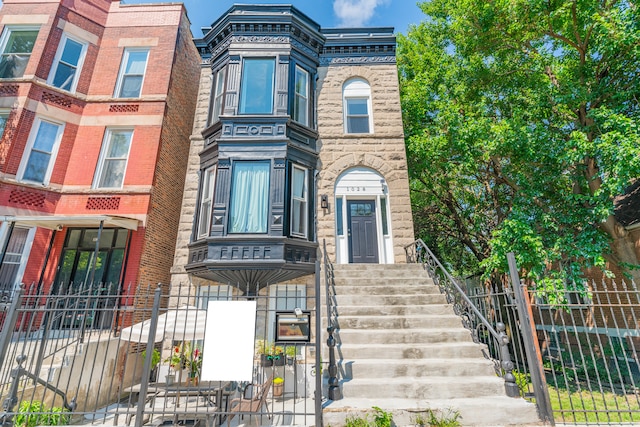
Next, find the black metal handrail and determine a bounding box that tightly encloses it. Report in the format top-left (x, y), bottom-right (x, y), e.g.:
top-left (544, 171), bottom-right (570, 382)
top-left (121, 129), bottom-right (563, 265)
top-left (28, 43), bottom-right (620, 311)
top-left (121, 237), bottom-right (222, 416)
top-left (322, 239), bottom-right (342, 401)
top-left (405, 239), bottom-right (520, 397)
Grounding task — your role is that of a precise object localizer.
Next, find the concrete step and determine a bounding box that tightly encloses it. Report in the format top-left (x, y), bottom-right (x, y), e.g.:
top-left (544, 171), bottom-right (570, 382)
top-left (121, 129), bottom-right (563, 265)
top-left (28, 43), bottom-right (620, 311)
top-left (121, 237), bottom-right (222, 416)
top-left (323, 396), bottom-right (541, 426)
top-left (343, 358), bottom-right (497, 378)
top-left (340, 376), bottom-right (505, 399)
top-left (333, 304), bottom-right (453, 316)
top-left (329, 284), bottom-right (440, 294)
top-left (331, 264), bottom-right (427, 279)
top-left (334, 293), bottom-right (448, 306)
top-left (337, 314), bottom-right (463, 329)
top-left (335, 328), bottom-right (474, 344)
top-left (338, 342), bottom-right (486, 360)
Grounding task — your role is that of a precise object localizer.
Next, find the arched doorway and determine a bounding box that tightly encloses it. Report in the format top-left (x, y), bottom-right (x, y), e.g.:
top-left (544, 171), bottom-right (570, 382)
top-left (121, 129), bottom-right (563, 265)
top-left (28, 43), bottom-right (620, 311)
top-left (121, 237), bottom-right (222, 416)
top-left (334, 167), bottom-right (393, 264)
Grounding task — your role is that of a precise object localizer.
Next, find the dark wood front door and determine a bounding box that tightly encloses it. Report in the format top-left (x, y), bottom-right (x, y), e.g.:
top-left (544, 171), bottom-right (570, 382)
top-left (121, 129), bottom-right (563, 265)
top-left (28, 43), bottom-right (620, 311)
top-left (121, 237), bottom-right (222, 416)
top-left (347, 200), bottom-right (379, 263)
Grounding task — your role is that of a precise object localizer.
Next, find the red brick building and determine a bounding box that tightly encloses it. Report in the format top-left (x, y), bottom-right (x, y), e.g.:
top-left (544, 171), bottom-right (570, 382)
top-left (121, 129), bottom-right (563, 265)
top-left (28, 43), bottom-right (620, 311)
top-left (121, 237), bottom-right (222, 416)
top-left (0, 0), bottom-right (200, 326)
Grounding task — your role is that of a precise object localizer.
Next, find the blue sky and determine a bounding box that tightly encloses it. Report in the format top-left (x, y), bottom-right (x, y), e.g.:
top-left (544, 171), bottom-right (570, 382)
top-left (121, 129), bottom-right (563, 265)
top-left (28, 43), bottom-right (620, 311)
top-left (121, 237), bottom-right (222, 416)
top-left (124, 0), bottom-right (424, 38)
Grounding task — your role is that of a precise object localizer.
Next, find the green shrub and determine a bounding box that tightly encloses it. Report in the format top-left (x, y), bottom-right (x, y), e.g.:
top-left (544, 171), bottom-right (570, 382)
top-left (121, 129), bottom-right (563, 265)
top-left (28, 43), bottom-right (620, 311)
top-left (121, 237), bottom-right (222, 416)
top-left (411, 408), bottom-right (461, 427)
top-left (14, 401), bottom-right (69, 427)
top-left (345, 414), bottom-right (370, 427)
top-left (372, 407), bottom-right (393, 427)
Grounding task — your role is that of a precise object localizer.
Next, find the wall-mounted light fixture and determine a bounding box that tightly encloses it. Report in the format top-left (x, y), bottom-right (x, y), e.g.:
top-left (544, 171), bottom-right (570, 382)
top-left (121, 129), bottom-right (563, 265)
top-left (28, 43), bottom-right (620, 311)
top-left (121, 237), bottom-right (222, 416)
top-left (320, 194), bottom-right (329, 209)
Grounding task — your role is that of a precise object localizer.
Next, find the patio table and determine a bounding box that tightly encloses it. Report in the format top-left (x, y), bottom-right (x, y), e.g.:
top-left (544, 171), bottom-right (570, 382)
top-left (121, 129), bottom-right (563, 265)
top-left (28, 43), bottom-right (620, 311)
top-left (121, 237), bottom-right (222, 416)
top-left (120, 381), bottom-right (231, 426)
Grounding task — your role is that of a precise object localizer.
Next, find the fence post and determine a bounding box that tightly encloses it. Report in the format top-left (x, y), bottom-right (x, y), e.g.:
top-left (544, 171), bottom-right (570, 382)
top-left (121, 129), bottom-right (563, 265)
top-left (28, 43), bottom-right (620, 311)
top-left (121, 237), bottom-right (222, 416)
top-left (134, 285), bottom-right (162, 427)
top-left (0, 287), bottom-right (24, 369)
top-left (507, 252), bottom-right (555, 425)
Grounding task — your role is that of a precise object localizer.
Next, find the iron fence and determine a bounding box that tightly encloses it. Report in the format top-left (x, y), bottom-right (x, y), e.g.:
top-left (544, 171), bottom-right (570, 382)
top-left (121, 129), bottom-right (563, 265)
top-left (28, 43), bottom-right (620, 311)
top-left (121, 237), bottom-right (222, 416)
top-left (407, 240), bottom-right (640, 425)
top-left (0, 279), bottom-right (322, 427)
top-left (469, 266), bottom-right (640, 424)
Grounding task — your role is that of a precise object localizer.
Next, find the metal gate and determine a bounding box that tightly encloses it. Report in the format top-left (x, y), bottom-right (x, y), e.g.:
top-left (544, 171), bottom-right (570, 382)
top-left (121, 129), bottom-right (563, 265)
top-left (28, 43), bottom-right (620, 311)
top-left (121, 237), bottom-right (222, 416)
top-left (0, 278), bottom-right (322, 427)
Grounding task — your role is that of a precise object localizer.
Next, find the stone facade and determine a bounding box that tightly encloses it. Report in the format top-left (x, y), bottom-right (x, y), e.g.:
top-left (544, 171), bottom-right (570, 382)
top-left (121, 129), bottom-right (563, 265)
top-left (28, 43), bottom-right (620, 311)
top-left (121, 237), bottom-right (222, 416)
top-left (170, 6), bottom-right (414, 292)
top-left (316, 63), bottom-right (414, 263)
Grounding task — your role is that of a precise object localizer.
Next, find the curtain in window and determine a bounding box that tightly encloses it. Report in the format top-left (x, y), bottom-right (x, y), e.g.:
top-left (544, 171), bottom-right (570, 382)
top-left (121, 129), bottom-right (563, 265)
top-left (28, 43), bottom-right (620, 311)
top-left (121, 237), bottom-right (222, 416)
top-left (0, 30), bottom-right (38, 78)
top-left (229, 162), bottom-right (270, 233)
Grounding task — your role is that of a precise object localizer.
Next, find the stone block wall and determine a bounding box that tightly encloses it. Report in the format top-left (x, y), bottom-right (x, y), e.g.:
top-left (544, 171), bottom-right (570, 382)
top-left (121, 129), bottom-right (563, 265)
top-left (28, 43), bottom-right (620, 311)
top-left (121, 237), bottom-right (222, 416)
top-left (316, 63), bottom-right (414, 263)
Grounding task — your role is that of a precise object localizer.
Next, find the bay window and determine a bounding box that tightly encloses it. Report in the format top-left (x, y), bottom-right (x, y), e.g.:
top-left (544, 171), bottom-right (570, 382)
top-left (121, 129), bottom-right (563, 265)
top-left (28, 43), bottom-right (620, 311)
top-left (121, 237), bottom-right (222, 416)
top-left (239, 58), bottom-right (275, 114)
top-left (198, 166), bottom-right (216, 238)
top-left (290, 165), bottom-right (308, 237)
top-left (229, 162), bottom-right (270, 233)
top-left (293, 66), bottom-right (309, 126)
top-left (210, 67), bottom-right (226, 124)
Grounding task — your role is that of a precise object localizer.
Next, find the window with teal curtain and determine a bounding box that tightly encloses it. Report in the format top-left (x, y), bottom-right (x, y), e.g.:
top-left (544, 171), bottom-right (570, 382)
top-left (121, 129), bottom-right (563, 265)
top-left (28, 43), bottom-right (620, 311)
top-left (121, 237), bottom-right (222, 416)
top-left (229, 162), bottom-right (270, 233)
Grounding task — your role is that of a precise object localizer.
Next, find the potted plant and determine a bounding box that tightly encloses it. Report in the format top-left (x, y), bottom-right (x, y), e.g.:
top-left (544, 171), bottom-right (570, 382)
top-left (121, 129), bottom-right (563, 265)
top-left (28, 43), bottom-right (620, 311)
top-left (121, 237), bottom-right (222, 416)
top-left (272, 377), bottom-right (284, 397)
top-left (285, 345), bottom-right (297, 366)
top-left (256, 341), bottom-right (285, 366)
top-left (142, 348), bottom-right (161, 382)
top-left (164, 344), bottom-right (185, 385)
top-left (186, 346), bottom-right (202, 386)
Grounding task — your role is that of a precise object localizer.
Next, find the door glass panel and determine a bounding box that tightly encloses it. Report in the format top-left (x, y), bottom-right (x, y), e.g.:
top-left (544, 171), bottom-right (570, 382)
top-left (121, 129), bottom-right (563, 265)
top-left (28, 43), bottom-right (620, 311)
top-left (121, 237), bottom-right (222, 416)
top-left (106, 248), bottom-right (124, 285)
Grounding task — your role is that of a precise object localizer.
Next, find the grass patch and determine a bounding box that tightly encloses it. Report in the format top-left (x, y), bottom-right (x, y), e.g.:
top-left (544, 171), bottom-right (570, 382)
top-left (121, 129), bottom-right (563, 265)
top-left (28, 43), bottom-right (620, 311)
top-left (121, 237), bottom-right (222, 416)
top-left (548, 386), bottom-right (640, 424)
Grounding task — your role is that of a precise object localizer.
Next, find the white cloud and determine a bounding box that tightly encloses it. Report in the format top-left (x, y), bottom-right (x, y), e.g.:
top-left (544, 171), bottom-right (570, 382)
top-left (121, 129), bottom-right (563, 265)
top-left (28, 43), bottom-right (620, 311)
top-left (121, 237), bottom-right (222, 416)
top-left (333, 0), bottom-right (389, 27)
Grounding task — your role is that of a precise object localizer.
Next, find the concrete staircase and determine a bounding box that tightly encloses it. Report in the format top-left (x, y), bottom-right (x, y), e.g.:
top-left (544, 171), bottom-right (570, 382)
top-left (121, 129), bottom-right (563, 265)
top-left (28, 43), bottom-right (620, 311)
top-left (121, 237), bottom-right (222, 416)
top-left (322, 264), bottom-right (540, 426)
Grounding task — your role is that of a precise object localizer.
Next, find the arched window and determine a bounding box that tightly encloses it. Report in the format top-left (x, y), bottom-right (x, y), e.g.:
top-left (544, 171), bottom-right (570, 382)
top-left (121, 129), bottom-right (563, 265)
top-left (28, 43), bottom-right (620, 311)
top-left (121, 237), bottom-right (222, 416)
top-left (342, 78), bottom-right (373, 134)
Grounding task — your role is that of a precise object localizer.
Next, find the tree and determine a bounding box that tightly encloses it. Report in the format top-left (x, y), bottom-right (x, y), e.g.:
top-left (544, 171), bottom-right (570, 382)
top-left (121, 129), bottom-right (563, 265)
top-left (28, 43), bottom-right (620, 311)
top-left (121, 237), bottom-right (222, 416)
top-left (398, 0), bottom-right (640, 293)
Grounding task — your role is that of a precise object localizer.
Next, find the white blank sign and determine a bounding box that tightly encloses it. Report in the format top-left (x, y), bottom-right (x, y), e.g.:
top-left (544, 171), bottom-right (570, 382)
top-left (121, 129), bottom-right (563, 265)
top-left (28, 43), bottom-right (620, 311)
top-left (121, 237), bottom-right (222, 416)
top-left (201, 300), bottom-right (256, 381)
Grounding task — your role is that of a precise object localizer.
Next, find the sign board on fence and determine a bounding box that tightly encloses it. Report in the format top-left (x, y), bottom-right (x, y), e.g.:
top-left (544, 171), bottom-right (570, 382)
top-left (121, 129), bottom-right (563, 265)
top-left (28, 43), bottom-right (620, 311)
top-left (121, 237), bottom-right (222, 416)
top-left (201, 300), bottom-right (256, 381)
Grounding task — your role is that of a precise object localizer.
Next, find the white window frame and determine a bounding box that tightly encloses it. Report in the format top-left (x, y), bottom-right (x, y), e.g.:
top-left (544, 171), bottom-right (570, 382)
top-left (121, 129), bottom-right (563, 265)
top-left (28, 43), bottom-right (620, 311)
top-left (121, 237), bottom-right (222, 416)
top-left (210, 67), bottom-right (226, 124)
top-left (114, 47), bottom-right (149, 98)
top-left (293, 65), bottom-right (309, 126)
top-left (17, 117), bottom-right (65, 185)
top-left (290, 164), bottom-right (308, 238)
top-left (198, 166), bottom-right (216, 239)
top-left (267, 284), bottom-right (306, 343)
top-left (343, 78), bottom-right (373, 134)
top-left (0, 108), bottom-right (10, 140)
top-left (93, 128), bottom-right (133, 189)
top-left (0, 26), bottom-right (39, 79)
top-left (0, 224), bottom-right (36, 292)
top-left (47, 33), bottom-right (88, 93)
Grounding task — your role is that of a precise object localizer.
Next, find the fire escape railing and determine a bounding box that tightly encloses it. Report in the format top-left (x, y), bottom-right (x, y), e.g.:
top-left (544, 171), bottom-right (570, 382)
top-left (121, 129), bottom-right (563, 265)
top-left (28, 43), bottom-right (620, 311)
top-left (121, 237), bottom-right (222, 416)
top-left (404, 239), bottom-right (520, 397)
top-left (322, 239), bottom-right (342, 401)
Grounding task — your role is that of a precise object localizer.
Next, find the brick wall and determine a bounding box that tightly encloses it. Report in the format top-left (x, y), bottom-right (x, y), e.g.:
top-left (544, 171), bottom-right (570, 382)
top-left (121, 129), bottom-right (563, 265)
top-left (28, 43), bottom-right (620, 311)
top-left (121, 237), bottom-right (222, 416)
top-left (135, 11), bottom-right (201, 298)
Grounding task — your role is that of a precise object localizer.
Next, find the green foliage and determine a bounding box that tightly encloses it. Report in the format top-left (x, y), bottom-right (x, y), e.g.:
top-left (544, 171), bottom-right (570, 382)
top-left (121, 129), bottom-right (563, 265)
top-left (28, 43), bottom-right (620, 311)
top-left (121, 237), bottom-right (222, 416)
top-left (142, 348), bottom-right (161, 368)
top-left (371, 407), bottom-right (393, 427)
top-left (411, 408), bottom-right (461, 427)
top-left (512, 370), bottom-right (531, 396)
top-left (344, 408), bottom-right (394, 427)
top-left (344, 414), bottom-right (370, 427)
top-left (14, 401), bottom-right (70, 427)
top-left (399, 0), bottom-right (640, 288)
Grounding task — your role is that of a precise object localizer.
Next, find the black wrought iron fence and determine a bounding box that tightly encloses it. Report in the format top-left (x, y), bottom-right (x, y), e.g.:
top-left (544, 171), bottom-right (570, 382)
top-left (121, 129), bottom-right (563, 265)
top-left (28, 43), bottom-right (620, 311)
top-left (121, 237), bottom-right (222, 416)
top-left (0, 279), bottom-right (322, 427)
top-left (464, 261), bottom-right (640, 424)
